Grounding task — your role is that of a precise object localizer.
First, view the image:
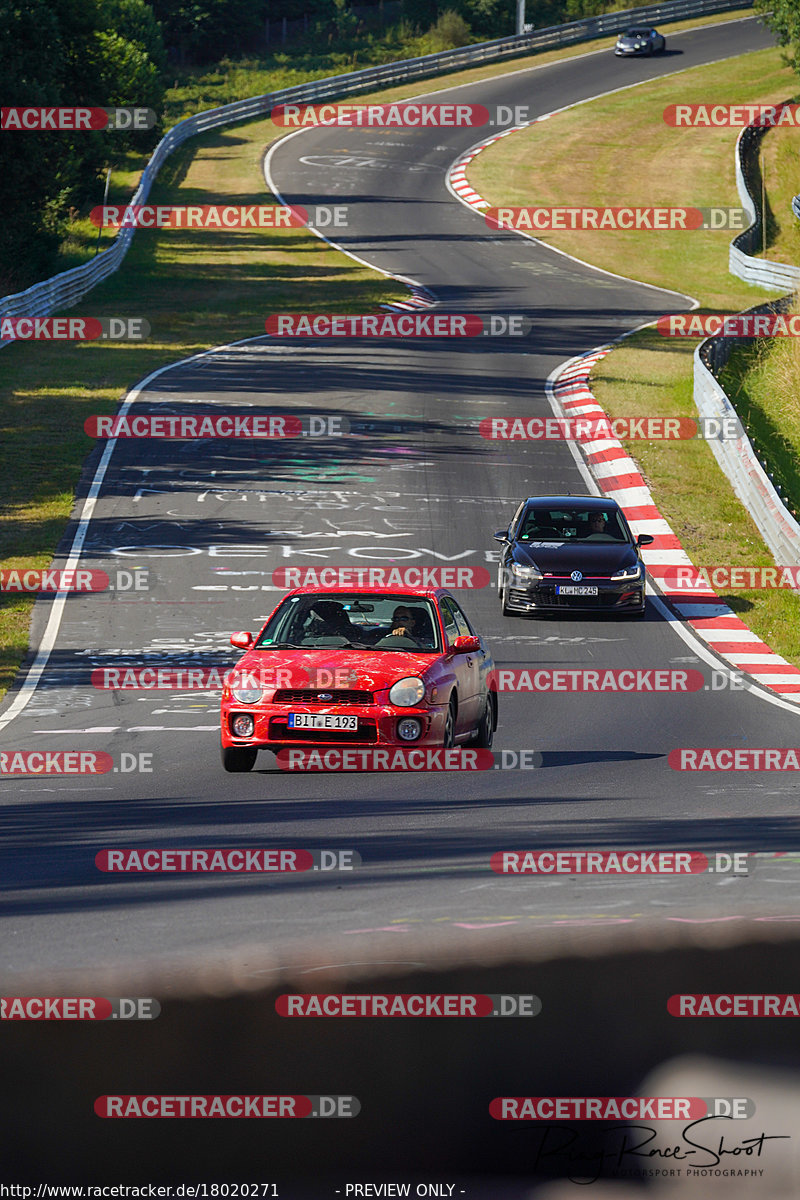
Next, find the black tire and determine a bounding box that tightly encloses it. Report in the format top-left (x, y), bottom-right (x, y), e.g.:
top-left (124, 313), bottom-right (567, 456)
top-left (500, 578), bottom-right (514, 617)
top-left (442, 698), bottom-right (457, 749)
top-left (468, 694), bottom-right (496, 749)
top-left (221, 744), bottom-right (257, 772)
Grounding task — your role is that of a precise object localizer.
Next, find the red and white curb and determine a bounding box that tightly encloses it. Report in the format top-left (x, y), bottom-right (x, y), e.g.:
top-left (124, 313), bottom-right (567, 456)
top-left (381, 287), bottom-right (438, 312)
top-left (552, 350), bottom-right (800, 703)
top-left (449, 126), bottom-right (530, 210)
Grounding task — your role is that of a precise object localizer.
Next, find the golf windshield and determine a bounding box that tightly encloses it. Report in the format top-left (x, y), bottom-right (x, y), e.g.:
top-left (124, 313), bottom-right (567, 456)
top-left (518, 508), bottom-right (628, 543)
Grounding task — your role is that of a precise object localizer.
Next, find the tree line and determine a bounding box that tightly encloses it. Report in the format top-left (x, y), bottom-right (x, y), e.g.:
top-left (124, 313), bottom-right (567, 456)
top-left (1, 0), bottom-right (166, 289)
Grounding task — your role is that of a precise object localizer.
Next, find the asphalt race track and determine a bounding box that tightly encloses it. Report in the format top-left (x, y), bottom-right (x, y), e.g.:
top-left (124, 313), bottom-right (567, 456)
top-left (2, 15), bottom-right (797, 987)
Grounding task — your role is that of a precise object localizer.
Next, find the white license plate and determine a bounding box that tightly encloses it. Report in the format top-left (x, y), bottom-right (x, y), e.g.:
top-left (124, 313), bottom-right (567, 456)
top-left (557, 585), bottom-right (599, 596)
top-left (288, 713), bottom-right (359, 730)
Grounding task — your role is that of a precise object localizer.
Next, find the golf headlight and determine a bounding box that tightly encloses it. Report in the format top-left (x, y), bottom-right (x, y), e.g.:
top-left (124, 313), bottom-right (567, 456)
top-left (511, 562), bottom-right (541, 580)
top-left (611, 563), bottom-right (643, 581)
top-left (231, 686), bottom-right (264, 704)
top-left (389, 677), bottom-right (426, 707)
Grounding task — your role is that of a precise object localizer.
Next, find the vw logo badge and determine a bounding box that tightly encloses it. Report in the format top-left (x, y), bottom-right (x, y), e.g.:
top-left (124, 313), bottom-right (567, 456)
top-left (570, 570), bottom-right (583, 582)
top-left (318, 692), bottom-right (333, 700)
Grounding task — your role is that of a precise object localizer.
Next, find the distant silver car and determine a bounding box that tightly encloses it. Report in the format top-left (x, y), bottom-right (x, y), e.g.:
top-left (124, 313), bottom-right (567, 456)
top-left (614, 26), bottom-right (666, 55)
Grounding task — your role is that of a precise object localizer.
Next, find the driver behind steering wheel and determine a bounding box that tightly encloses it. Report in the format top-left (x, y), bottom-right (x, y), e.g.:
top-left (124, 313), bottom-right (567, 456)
top-left (375, 605), bottom-right (423, 648)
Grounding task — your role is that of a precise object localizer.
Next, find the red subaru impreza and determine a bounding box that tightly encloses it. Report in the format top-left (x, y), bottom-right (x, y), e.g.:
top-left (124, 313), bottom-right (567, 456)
top-left (220, 586), bottom-right (497, 772)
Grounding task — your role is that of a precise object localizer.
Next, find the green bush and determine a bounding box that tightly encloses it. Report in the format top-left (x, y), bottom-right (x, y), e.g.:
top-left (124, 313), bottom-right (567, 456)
top-left (422, 9), bottom-right (472, 51)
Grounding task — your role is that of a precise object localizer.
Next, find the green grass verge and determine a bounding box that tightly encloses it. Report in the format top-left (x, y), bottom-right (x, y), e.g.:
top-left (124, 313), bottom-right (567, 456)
top-left (719, 303), bottom-right (800, 518)
top-left (759, 119), bottom-right (800, 266)
top-left (469, 45), bottom-right (800, 667)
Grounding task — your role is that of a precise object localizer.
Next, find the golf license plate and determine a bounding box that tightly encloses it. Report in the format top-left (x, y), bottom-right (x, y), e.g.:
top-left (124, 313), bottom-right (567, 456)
top-left (557, 585), bottom-right (599, 596)
top-left (288, 713), bottom-right (358, 730)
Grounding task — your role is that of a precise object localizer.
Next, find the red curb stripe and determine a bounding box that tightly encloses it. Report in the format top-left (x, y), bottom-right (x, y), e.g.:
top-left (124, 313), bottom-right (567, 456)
top-left (616, 505), bottom-right (662, 521)
top-left (709, 642), bottom-right (778, 656)
top-left (689, 616), bottom-right (758, 630)
top-left (639, 535), bottom-right (684, 551)
top-left (585, 447), bottom-right (631, 463)
top-left (600, 473), bottom-right (646, 492)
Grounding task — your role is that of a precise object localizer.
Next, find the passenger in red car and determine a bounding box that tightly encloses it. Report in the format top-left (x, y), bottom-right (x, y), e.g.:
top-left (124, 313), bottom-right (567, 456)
top-left (310, 601), bottom-right (358, 639)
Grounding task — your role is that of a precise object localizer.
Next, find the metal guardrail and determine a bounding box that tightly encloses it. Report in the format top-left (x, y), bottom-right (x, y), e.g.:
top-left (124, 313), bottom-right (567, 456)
top-left (696, 118), bottom-right (800, 568)
top-left (694, 301), bottom-right (800, 567)
top-left (0, 0), bottom-right (751, 342)
top-left (730, 111), bottom-right (800, 289)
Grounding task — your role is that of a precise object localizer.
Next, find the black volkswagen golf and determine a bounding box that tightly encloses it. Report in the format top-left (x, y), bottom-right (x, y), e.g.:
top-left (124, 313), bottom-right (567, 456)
top-left (494, 495), bottom-right (653, 617)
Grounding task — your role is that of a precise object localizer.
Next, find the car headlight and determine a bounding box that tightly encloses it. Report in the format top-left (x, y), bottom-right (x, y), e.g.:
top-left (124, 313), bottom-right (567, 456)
top-left (231, 687), bottom-right (264, 704)
top-left (389, 677), bottom-right (426, 707)
top-left (511, 562), bottom-right (542, 581)
top-left (611, 563), bottom-right (644, 581)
